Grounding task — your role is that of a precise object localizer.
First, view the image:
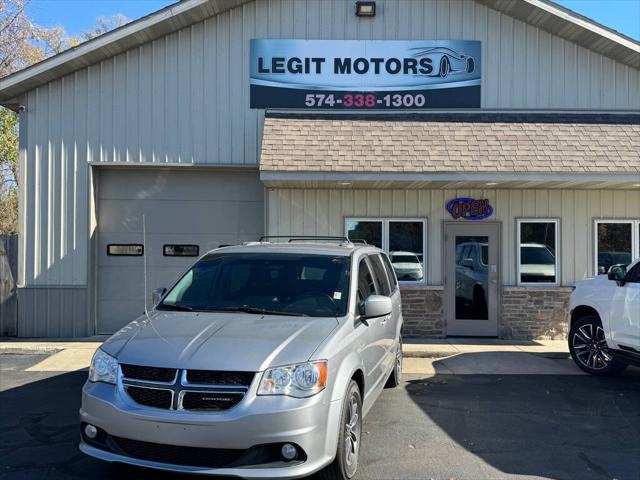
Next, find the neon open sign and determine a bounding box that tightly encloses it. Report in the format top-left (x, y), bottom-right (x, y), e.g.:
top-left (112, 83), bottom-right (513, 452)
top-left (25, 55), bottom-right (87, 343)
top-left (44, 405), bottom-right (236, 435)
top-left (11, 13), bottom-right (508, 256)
top-left (447, 198), bottom-right (493, 220)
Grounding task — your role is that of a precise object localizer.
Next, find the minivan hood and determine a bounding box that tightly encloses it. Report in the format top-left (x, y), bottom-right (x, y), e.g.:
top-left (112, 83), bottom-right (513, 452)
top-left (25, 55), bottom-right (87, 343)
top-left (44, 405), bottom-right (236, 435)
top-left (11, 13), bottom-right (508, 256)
top-left (101, 311), bottom-right (338, 372)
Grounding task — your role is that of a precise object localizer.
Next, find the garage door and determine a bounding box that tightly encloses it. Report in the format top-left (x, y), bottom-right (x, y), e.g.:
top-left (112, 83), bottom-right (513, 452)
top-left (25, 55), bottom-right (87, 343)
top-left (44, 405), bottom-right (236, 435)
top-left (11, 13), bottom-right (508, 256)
top-left (97, 168), bottom-right (264, 334)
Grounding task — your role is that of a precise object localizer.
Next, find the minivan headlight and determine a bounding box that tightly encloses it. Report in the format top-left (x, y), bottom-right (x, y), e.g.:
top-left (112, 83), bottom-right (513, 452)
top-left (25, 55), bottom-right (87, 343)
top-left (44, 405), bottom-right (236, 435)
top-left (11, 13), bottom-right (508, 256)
top-left (258, 361), bottom-right (327, 398)
top-left (88, 349), bottom-right (118, 384)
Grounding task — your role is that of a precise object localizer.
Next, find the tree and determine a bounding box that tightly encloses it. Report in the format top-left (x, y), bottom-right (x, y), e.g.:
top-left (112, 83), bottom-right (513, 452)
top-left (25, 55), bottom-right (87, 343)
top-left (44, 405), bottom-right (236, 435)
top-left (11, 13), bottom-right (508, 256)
top-left (0, 0), bottom-right (46, 78)
top-left (78, 14), bottom-right (129, 42)
top-left (0, 1), bottom-right (129, 233)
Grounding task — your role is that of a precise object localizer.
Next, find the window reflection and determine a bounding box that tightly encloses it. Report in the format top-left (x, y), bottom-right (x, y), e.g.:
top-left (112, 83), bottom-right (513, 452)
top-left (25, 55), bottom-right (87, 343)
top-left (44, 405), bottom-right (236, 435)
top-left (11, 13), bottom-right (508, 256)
top-left (346, 220), bottom-right (382, 249)
top-left (345, 218), bottom-right (426, 283)
top-left (596, 222), bottom-right (632, 274)
top-left (455, 236), bottom-right (488, 320)
top-left (518, 221), bottom-right (557, 284)
top-left (389, 221), bottom-right (424, 282)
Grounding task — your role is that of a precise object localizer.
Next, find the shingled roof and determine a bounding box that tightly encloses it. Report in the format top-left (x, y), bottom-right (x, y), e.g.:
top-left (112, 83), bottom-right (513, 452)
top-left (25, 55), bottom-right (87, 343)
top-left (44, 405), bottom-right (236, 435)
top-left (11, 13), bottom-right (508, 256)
top-left (260, 113), bottom-right (640, 175)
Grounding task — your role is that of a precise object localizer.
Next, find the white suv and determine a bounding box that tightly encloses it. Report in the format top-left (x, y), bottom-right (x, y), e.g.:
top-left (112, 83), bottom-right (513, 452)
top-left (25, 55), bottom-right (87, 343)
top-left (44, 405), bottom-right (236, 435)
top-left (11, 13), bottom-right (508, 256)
top-left (569, 258), bottom-right (640, 375)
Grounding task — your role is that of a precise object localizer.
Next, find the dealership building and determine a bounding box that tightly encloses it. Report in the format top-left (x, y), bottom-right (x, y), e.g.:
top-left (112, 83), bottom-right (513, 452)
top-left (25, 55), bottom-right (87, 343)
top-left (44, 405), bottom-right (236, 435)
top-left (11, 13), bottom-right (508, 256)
top-left (0, 0), bottom-right (639, 339)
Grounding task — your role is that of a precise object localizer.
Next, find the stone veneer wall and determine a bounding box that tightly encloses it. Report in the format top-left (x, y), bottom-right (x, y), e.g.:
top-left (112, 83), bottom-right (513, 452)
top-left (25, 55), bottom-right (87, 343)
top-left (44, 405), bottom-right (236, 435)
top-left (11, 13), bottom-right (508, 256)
top-left (500, 287), bottom-right (573, 340)
top-left (399, 286), bottom-right (444, 338)
top-left (399, 285), bottom-right (572, 340)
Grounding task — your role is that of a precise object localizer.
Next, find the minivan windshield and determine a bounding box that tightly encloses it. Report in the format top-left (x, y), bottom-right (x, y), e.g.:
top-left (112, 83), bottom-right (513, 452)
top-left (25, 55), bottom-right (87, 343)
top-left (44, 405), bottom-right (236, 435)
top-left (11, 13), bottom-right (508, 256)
top-left (158, 253), bottom-right (351, 317)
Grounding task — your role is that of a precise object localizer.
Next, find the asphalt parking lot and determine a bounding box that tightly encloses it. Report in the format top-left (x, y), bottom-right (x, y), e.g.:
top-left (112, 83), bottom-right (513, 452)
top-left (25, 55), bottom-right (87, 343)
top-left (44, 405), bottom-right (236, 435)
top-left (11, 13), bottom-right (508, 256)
top-left (1, 353), bottom-right (639, 480)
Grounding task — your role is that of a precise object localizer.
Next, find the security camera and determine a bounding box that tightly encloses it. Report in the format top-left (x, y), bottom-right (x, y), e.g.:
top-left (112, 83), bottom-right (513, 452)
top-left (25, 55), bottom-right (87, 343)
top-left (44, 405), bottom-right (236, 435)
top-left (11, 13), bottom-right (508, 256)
top-left (17, 105), bottom-right (26, 113)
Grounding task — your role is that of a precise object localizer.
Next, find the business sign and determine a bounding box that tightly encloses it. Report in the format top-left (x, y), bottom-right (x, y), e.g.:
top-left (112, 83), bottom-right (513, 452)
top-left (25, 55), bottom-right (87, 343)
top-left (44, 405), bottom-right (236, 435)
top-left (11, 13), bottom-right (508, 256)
top-left (250, 39), bottom-right (481, 109)
top-left (447, 198), bottom-right (493, 220)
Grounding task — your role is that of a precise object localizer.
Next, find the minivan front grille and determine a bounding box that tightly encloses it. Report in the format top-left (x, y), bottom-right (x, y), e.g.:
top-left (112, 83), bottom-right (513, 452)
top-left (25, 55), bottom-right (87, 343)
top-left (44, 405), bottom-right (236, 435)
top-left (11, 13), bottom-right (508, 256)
top-left (186, 370), bottom-right (254, 386)
top-left (121, 364), bottom-right (177, 383)
top-left (125, 385), bottom-right (172, 409)
top-left (120, 366), bottom-right (253, 412)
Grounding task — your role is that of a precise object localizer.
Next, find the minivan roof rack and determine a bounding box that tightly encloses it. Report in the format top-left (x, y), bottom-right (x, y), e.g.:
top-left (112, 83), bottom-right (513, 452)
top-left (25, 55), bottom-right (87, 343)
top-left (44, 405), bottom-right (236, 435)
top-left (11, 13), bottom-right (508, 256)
top-left (258, 235), bottom-right (356, 244)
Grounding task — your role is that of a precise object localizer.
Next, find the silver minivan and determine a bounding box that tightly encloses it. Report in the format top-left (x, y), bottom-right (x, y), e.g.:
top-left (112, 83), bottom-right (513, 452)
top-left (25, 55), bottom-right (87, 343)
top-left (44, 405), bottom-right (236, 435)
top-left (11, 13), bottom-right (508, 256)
top-left (80, 238), bottom-right (403, 479)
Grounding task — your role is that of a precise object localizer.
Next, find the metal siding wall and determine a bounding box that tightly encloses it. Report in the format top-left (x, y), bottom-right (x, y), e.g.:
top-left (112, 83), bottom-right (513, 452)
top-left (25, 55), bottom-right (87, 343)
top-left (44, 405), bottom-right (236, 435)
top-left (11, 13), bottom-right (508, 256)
top-left (17, 0), bottom-right (640, 289)
top-left (266, 188), bottom-right (640, 286)
top-left (17, 287), bottom-right (89, 337)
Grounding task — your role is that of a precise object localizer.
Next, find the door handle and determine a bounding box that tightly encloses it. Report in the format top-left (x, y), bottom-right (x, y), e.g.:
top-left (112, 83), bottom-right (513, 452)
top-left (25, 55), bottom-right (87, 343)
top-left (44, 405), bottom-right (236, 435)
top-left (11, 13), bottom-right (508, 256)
top-left (380, 315), bottom-right (389, 326)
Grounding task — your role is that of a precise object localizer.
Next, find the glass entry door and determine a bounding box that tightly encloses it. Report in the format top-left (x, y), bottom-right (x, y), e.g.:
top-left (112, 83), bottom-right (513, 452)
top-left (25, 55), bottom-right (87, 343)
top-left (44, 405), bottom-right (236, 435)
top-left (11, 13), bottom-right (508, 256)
top-left (444, 223), bottom-right (500, 337)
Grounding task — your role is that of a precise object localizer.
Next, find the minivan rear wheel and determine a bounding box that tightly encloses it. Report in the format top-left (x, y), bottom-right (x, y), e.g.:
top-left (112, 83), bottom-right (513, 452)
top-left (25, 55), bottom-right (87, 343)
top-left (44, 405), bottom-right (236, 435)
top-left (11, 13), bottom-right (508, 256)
top-left (319, 380), bottom-right (362, 480)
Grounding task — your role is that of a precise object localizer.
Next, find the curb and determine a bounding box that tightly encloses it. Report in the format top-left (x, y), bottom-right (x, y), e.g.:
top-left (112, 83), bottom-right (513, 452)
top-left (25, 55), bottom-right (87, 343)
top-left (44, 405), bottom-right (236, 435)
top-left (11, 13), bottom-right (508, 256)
top-left (403, 351), bottom-right (570, 360)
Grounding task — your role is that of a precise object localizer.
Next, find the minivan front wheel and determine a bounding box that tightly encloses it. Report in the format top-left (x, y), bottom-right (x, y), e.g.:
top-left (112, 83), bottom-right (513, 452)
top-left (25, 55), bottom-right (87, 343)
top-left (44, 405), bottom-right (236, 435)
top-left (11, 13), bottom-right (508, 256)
top-left (320, 380), bottom-right (362, 480)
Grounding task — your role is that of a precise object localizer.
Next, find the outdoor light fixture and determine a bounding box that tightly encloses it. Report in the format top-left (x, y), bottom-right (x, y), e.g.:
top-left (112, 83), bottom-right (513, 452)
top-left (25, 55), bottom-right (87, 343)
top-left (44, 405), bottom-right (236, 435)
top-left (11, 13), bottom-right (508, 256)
top-left (355, 1), bottom-right (376, 17)
top-left (486, 182), bottom-right (498, 186)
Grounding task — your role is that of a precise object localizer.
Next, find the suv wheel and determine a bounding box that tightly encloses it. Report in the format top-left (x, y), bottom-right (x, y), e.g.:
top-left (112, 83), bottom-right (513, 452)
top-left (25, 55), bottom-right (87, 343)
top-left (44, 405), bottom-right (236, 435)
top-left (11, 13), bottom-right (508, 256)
top-left (569, 315), bottom-right (628, 376)
top-left (385, 336), bottom-right (402, 388)
top-left (319, 380), bottom-right (362, 480)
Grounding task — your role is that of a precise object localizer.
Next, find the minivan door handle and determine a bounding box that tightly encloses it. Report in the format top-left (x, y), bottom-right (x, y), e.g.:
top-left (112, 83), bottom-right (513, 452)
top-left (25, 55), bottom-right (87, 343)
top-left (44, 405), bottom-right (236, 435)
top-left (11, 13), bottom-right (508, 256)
top-left (380, 315), bottom-right (390, 326)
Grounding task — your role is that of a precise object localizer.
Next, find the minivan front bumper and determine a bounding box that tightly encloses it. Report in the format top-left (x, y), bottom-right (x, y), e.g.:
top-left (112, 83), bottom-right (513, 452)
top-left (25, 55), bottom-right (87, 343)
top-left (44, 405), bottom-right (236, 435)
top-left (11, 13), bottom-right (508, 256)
top-left (79, 380), bottom-right (343, 478)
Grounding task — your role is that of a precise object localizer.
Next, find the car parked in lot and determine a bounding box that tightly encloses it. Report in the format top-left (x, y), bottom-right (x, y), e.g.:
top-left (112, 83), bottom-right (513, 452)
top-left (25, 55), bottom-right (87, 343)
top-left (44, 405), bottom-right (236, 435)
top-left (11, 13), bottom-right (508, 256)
top-left (389, 251), bottom-right (424, 281)
top-left (519, 243), bottom-right (557, 283)
top-left (80, 237), bottom-right (403, 479)
top-left (569, 257), bottom-right (640, 375)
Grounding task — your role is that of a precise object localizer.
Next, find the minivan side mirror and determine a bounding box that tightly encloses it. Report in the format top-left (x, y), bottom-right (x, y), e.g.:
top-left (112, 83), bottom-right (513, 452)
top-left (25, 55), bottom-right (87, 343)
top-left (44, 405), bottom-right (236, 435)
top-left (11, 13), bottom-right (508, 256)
top-left (152, 287), bottom-right (167, 306)
top-left (363, 295), bottom-right (392, 318)
top-left (607, 265), bottom-right (627, 286)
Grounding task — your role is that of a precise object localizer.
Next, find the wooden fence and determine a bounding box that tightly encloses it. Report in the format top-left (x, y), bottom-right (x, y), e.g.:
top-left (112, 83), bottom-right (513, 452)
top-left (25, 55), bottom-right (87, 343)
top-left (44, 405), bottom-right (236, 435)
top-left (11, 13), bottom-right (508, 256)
top-left (0, 234), bottom-right (18, 337)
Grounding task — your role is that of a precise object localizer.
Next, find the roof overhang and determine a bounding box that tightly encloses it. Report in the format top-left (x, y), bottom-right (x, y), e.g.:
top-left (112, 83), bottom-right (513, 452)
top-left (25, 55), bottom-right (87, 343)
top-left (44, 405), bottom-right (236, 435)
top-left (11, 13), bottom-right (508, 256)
top-left (260, 171), bottom-right (640, 190)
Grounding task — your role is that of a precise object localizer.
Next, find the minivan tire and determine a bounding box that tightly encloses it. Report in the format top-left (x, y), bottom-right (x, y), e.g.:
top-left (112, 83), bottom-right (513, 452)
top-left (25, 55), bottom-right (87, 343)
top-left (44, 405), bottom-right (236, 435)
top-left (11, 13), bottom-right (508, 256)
top-left (319, 380), bottom-right (362, 480)
top-left (569, 315), bottom-right (628, 376)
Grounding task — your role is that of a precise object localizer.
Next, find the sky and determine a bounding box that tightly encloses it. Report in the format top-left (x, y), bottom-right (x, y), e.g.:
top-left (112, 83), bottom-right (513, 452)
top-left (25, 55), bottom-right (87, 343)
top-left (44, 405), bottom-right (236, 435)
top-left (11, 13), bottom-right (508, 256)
top-left (25, 0), bottom-right (640, 41)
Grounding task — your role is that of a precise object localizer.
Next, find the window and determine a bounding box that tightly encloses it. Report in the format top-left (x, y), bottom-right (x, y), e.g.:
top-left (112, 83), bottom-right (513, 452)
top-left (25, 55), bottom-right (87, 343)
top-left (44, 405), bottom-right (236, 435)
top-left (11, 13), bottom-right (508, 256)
top-left (517, 219), bottom-right (559, 285)
top-left (107, 244), bottom-right (143, 256)
top-left (594, 220), bottom-right (640, 275)
top-left (346, 219), bottom-right (383, 248)
top-left (380, 253), bottom-right (398, 291)
top-left (369, 254), bottom-right (391, 296)
top-left (357, 258), bottom-right (377, 306)
top-left (626, 263), bottom-right (640, 283)
top-left (163, 244), bottom-right (200, 257)
top-left (345, 218), bottom-right (427, 283)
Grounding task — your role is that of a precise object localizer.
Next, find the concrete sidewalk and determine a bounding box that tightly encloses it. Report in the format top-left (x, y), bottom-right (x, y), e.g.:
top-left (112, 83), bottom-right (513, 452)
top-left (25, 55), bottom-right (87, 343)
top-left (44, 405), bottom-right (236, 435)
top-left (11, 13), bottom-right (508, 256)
top-left (404, 338), bottom-right (569, 359)
top-left (0, 336), bottom-right (570, 373)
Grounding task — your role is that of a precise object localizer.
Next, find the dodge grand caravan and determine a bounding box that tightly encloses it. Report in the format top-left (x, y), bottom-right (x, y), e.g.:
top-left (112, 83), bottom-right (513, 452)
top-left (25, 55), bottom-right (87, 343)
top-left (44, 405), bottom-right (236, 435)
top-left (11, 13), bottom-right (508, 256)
top-left (80, 237), bottom-right (403, 479)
